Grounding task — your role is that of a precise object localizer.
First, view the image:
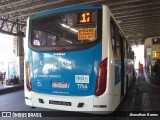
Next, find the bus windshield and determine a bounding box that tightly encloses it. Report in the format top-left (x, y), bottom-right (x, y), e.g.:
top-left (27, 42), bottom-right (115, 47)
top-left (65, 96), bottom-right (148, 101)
top-left (31, 10), bottom-right (100, 50)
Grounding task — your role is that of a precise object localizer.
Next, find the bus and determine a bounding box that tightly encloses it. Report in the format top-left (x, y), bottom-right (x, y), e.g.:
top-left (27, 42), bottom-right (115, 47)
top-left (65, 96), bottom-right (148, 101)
top-left (24, 3), bottom-right (135, 114)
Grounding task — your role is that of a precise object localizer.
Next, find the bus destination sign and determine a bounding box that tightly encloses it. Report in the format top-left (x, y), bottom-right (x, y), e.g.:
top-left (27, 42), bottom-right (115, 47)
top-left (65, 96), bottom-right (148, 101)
top-left (78, 28), bottom-right (96, 40)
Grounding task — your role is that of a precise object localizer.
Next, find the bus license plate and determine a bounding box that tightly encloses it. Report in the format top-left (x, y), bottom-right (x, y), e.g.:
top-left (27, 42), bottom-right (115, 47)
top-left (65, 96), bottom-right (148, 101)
top-left (49, 100), bottom-right (71, 106)
top-left (52, 82), bottom-right (68, 88)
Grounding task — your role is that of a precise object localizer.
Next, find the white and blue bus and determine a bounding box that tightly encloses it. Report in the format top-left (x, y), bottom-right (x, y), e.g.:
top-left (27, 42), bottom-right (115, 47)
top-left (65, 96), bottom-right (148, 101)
top-left (24, 3), bottom-right (135, 114)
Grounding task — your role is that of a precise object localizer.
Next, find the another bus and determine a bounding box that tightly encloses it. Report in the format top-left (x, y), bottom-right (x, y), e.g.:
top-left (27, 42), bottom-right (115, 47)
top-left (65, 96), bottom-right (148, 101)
top-left (24, 3), bottom-right (135, 114)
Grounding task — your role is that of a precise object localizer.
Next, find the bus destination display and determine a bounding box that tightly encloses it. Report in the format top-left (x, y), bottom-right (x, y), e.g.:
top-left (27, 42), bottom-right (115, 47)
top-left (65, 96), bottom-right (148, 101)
top-left (78, 28), bottom-right (96, 40)
top-left (77, 11), bottom-right (92, 24)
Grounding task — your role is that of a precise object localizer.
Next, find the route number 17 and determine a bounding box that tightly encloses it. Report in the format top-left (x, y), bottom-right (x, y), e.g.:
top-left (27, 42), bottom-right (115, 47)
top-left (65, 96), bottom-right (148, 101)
top-left (80, 12), bottom-right (91, 23)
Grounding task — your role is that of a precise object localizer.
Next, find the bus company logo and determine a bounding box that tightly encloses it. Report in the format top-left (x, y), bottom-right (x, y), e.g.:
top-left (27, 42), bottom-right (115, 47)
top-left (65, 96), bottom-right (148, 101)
top-left (39, 60), bottom-right (75, 70)
top-left (75, 75), bottom-right (89, 83)
top-left (60, 60), bottom-right (75, 68)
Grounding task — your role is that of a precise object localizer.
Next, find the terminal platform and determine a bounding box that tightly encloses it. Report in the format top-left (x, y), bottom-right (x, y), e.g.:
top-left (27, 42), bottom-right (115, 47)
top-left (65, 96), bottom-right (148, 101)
top-left (0, 84), bottom-right (23, 95)
top-left (115, 69), bottom-right (160, 119)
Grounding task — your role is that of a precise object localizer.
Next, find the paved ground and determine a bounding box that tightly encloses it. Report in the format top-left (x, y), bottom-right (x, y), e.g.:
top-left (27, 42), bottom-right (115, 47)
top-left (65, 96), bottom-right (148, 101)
top-left (118, 70), bottom-right (160, 111)
top-left (115, 70), bottom-right (160, 120)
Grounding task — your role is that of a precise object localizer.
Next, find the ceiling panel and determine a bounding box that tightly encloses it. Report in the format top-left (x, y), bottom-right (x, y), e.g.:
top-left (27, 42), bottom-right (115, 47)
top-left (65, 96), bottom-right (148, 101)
top-left (0, 0), bottom-right (160, 45)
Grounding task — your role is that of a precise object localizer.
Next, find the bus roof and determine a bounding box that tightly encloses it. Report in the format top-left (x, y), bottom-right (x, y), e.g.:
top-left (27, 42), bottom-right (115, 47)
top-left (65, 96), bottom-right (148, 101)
top-left (30, 5), bottom-right (102, 20)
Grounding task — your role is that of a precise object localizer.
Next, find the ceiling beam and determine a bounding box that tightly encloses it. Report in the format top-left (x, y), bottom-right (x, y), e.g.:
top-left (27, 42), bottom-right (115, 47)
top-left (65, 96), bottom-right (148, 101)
top-left (108, 0), bottom-right (143, 6)
top-left (0, 0), bottom-right (72, 15)
top-left (119, 19), bottom-right (160, 26)
top-left (112, 4), bottom-right (160, 16)
top-left (123, 29), bottom-right (160, 37)
top-left (0, 0), bottom-right (28, 9)
top-left (123, 29), bottom-right (160, 35)
top-left (121, 23), bottom-right (160, 28)
top-left (122, 25), bottom-right (160, 31)
top-left (7, 0), bottom-right (105, 20)
top-left (117, 14), bottom-right (160, 22)
top-left (115, 10), bottom-right (160, 19)
top-left (0, 17), bottom-right (25, 37)
top-left (110, 0), bottom-right (160, 11)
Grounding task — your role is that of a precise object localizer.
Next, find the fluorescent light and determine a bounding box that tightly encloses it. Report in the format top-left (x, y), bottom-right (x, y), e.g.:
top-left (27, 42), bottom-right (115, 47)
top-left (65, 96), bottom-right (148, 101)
top-left (61, 24), bottom-right (70, 28)
top-left (66, 40), bottom-right (72, 44)
top-left (61, 24), bottom-right (78, 33)
top-left (70, 28), bottom-right (78, 33)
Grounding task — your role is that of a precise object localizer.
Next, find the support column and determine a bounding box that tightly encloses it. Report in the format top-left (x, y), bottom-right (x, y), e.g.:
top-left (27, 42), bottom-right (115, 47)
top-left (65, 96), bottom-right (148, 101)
top-left (13, 36), bottom-right (24, 84)
top-left (145, 47), bottom-right (152, 70)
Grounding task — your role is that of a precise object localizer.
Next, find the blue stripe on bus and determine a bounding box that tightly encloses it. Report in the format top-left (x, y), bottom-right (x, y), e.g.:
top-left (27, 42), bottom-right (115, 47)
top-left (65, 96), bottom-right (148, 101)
top-left (30, 5), bottom-right (102, 19)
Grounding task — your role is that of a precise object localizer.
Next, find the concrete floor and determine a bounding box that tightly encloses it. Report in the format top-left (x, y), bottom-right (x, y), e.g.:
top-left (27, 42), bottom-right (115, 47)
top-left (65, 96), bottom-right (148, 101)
top-left (115, 70), bottom-right (160, 119)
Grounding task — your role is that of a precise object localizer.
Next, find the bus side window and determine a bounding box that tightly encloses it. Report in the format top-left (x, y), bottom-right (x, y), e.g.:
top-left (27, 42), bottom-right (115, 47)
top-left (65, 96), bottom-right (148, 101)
top-left (110, 21), bottom-right (121, 58)
top-left (110, 22), bottom-right (116, 55)
top-left (127, 41), bottom-right (131, 59)
top-left (126, 42), bottom-right (129, 59)
top-left (129, 47), bottom-right (132, 59)
top-left (115, 26), bottom-right (121, 58)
